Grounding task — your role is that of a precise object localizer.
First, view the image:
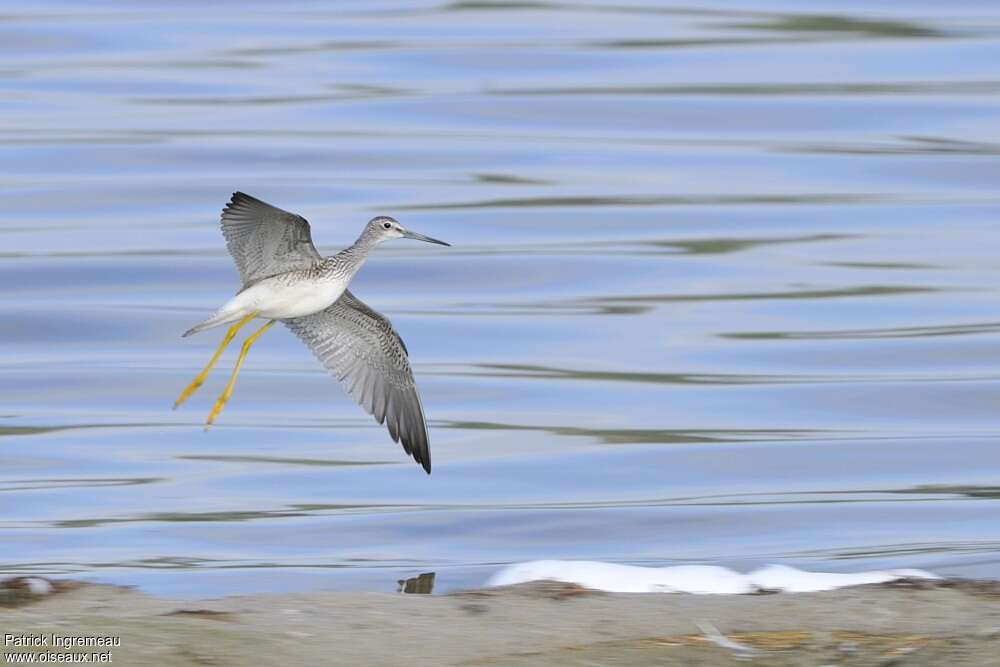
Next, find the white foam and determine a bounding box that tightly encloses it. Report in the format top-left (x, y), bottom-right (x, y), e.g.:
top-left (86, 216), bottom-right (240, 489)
top-left (749, 564), bottom-right (937, 593)
top-left (23, 578), bottom-right (53, 595)
top-left (485, 560), bottom-right (939, 594)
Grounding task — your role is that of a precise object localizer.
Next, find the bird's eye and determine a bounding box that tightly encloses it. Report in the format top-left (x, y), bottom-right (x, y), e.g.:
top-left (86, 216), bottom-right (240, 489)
top-left (383, 222), bottom-right (392, 229)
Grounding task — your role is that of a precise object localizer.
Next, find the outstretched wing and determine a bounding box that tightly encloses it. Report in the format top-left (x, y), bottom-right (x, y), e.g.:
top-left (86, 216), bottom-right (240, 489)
top-left (284, 290), bottom-right (431, 474)
top-left (220, 192), bottom-right (323, 286)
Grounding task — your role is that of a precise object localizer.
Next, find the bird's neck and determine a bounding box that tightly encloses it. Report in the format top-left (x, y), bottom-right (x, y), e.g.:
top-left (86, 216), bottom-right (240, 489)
top-left (351, 227), bottom-right (382, 253)
top-left (325, 234), bottom-right (378, 280)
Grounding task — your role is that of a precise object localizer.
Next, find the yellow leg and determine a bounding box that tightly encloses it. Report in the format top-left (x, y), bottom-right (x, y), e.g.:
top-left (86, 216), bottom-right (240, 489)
top-left (174, 313), bottom-right (257, 410)
top-left (205, 319), bottom-right (276, 427)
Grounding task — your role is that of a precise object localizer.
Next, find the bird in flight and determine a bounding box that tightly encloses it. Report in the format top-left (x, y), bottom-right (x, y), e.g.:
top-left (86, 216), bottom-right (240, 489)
top-left (174, 192), bottom-right (449, 474)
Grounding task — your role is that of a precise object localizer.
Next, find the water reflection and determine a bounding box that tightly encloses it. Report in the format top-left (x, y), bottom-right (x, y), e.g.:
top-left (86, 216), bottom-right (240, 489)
top-left (446, 421), bottom-right (824, 445)
top-left (493, 82), bottom-right (1000, 96)
top-left (723, 321), bottom-right (1000, 341)
top-left (727, 13), bottom-right (945, 39)
top-left (398, 572), bottom-right (436, 594)
top-left (0, 478), bottom-right (161, 493)
top-left (176, 455), bottom-right (392, 467)
top-left (462, 285), bottom-right (944, 317)
top-left (455, 363), bottom-right (834, 385)
top-left (396, 194), bottom-right (888, 210)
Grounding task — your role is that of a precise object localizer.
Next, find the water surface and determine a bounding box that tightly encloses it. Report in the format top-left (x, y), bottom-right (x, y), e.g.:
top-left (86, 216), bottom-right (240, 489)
top-left (2, 1), bottom-right (1000, 596)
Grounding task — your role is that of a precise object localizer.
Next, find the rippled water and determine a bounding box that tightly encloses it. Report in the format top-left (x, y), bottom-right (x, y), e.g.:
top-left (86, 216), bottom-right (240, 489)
top-left (3, 1), bottom-right (1000, 597)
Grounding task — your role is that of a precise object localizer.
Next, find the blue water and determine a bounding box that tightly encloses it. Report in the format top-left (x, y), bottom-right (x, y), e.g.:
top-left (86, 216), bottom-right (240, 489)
top-left (2, 1), bottom-right (1000, 597)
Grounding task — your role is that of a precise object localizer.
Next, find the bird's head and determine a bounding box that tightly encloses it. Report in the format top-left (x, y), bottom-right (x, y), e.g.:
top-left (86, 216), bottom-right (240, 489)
top-left (366, 216), bottom-right (450, 247)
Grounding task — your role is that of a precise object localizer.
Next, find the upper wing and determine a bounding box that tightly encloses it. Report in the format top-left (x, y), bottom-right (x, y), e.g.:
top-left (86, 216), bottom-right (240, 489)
top-left (283, 290), bottom-right (431, 474)
top-left (220, 192), bottom-right (323, 286)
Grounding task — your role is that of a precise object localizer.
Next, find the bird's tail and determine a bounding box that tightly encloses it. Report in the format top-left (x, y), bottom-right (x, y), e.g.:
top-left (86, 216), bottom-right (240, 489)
top-left (182, 309), bottom-right (245, 337)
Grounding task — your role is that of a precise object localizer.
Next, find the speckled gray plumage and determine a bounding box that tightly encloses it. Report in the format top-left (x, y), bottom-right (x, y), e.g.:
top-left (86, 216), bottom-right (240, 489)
top-left (284, 290), bottom-right (430, 473)
top-left (217, 192), bottom-right (432, 473)
top-left (221, 192), bottom-right (323, 287)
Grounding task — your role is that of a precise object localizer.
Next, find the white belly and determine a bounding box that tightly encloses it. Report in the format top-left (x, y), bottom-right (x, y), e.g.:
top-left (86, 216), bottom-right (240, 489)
top-left (229, 275), bottom-right (347, 320)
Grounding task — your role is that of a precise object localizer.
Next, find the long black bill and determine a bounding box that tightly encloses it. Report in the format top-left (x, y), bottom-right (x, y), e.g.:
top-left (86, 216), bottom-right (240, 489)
top-left (403, 229), bottom-right (450, 246)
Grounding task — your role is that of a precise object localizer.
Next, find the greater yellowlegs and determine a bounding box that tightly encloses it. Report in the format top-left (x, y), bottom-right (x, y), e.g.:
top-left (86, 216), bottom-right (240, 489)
top-left (174, 192), bottom-right (449, 473)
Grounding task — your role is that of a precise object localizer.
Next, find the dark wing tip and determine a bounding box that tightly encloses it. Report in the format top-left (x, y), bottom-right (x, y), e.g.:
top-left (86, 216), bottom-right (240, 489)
top-left (412, 446), bottom-right (432, 474)
top-left (225, 191), bottom-right (262, 214)
top-left (223, 192), bottom-right (309, 228)
top-left (284, 300), bottom-right (432, 475)
top-left (375, 379), bottom-right (430, 474)
top-left (223, 192), bottom-right (249, 219)
top-left (410, 400), bottom-right (431, 475)
top-left (415, 441), bottom-right (431, 474)
top-left (394, 417), bottom-right (431, 474)
top-left (225, 191), bottom-right (283, 213)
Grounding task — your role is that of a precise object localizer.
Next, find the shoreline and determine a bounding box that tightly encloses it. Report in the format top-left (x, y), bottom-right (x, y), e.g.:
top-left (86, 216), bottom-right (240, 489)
top-left (2, 578), bottom-right (1000, 666)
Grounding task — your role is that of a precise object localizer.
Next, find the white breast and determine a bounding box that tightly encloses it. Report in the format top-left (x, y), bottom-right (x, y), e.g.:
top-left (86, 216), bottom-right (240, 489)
top-left (230, 274), bottom-right (348, 320)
